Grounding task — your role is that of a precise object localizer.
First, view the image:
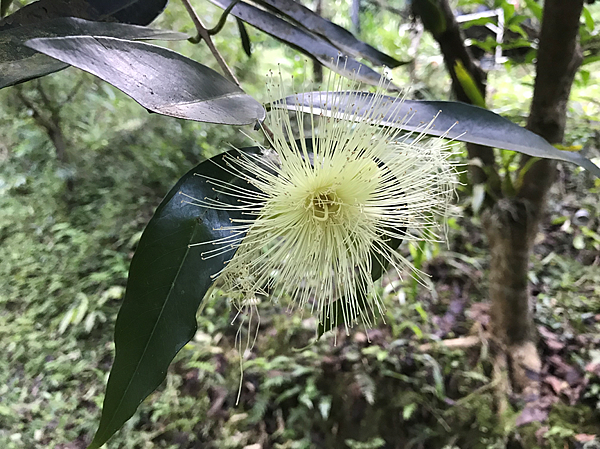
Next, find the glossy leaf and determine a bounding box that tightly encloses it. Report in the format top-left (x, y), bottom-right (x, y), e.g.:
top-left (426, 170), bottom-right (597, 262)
top-left (94, 0), bottom-right (168, 25)
top-left (0, 0), bottom-right (167, 28)
top-left (210, 0), bottom-right (398, 90)
top-left (236, 17), bottom-right (251, 57)
top-left (257, 0), bottom-right (404, 68)
top-left (278, 92), bottom-right (600, 177)
top-left (26, 36), bottom-right (266, 125)
top-left (0, 0), bottom-right (100, 29)
top-left (88, 147), bottom-right (261, 449)
top-left (0, 17), bottom-right (186, 89)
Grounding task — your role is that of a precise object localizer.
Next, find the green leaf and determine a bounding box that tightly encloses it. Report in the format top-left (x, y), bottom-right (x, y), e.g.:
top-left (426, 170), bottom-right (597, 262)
top-left (103, 0), bottom-right (168, 26)
top-left (25, 36), bottom-right (266, 125)
top-left (582, 6), bottom-right (594, 33)
top-left (88, 147), bottom-right (261, 449)
top-left (0, 0), bottom-right (168, 28)
top-left (277, 92), bottom-right (600, 178)
top-left (236, 17), bottom-right (251, 57)
top-left (254, 0), bottom-right (404, 68)
top-left (523, 0), bottom-right (542, 21)
top-left (209, 0), bottom-right (399, 90)
top-left (582, 54), bottom-right (600, 66)
top-left (0, 17), bottom-right (186, 89)
top-left (453, 60), bottom-right (486, 108)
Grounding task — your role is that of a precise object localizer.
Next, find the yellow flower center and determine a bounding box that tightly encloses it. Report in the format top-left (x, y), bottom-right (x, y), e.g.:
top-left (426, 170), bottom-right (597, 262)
top-left (309, 191), bottom-right (340, 221)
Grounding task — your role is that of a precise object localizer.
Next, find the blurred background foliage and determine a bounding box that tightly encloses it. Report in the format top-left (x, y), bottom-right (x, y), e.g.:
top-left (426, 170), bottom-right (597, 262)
top-left (1, 0), bottom-right (600, 448)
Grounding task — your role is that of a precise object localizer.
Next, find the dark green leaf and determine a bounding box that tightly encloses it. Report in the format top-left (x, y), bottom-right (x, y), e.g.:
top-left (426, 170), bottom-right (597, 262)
top-left (88, 147), bottom-right (261, 449)
top-left (0, 0), bottom-right (100, 29)
top-left (256, 0), bottom-right (404, 68)
top-left (95, 0), bottom-right (168, 26)
top-left (0, 0), bottom-right (167, 28)
top-left (0, 17), bottom-right (186, 89)
top-left (210, 0), bottom-right (398, 90)
top-left (25, 36), bottom-right (266, 125)
top-left (236, 17), bottom-right (251, 57)
top-left (278, 92), bottom-right (600, 177)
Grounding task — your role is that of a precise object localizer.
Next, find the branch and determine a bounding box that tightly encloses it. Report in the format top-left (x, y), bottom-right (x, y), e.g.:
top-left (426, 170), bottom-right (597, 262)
top-left (15, 84), bottom-right (69, 164)
top-left (180, 0), bottom-right (241, 87)
top-left (207, 0), bottom-right (241, 35)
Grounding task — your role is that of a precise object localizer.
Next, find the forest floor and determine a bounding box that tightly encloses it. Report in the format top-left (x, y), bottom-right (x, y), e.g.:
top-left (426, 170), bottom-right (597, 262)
top-left (1, 128), bottom-right (599, 449)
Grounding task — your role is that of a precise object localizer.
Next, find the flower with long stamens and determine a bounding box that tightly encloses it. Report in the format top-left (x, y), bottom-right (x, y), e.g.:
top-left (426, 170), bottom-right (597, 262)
top-left (188, 71), bottom-right (459, 335)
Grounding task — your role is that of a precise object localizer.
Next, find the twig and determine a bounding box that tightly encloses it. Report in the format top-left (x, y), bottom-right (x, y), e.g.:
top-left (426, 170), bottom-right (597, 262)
top-left (61, 76), bottom-right (86, 105)
top-left (418, 335), bottom-right (481, 352)
top-left (180, 0), bottom-right (241, 87)
top-left (207, 0), bottom-right (242, 35)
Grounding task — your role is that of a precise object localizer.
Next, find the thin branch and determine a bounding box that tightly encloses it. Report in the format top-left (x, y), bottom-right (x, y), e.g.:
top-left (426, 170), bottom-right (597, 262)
top-left (180, 0), bottom-right (241, 87)
top-left (207, 0), bottom-right (242, 35)
top-left (15, 86), bottom-right (54, 131)
top-left (61, 76), bottom-right (86, 106)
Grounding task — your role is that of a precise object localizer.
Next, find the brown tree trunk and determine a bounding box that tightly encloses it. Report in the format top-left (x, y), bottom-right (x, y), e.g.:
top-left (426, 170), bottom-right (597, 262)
top-left (413, 0), bottom-right (584, 395)
top-left (484, 0), bottom-right (584, 393)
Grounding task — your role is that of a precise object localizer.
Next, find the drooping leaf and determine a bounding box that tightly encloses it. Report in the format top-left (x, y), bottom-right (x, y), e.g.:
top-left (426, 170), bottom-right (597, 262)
top-left (210, 0), bottom-right (398, 90)
top-left (236, 17), bottom-right (251, 57)
top-left (26, 36), bottom-right (266, 125)
top-left (257, 0), bottom-right (404, 68)
top-left (88, 147), bottom-right (261, 449)
top-left (453, 60), bottom-right (486, 108)
top-left (0, 17), bottom-right (186, 89)
top-left (278, 92), bottom-right (600, 177)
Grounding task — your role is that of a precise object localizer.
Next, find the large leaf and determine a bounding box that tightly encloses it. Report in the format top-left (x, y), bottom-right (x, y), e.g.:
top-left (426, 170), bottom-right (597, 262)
top-left (0, 17), bottom-right (186, 89)
top-left (88, 147), bottom-right (261, 449)
top-left (0, 0), bottom-right (167, 29)
top-left (256, 0), bottom-right (404, 68)
top-left (26, 36), bottom-right (266, 125)
top-left (92, 0), bottom-right (168, 25)
top-left (210, 0), bottom-right (398, 90)
top-left (278, 92), bottom-right (600, 177)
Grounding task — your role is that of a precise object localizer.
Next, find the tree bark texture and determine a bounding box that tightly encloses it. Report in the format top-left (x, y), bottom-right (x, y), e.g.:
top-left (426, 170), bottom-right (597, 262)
top-left (414, 0), bottom-right (584, 392)
top-left (484, 0), bottom-right (583, 391)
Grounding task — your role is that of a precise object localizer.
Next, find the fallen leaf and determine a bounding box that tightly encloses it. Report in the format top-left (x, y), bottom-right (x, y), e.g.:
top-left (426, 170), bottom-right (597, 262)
top-left (516, 405), bottom-right (549, 427)
top-left (574, 434), bottom-right (597, 443)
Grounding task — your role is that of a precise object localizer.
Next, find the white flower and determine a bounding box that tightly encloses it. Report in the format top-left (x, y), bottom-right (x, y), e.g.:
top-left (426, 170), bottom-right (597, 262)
top-left (188, 71), bottom-right (459, 335)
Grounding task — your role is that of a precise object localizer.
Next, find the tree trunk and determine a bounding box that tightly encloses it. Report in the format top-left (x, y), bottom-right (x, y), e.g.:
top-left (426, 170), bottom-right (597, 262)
top-left (484, 0), bottom-right (584, 393)
top-left (413, 0), bottom-right (584, 394)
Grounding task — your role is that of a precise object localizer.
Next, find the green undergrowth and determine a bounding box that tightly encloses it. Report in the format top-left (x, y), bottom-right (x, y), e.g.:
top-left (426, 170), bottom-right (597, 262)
top-left (1, 59), bottom-right (600, 449)
top-left (1, 135), bottom-right (599, 448)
